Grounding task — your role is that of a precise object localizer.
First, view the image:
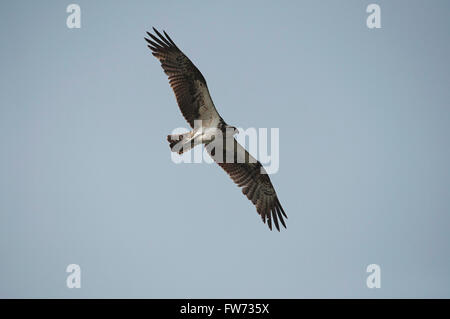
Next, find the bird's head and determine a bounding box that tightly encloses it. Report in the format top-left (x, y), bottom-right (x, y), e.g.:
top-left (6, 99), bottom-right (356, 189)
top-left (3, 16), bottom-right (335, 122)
top-left (226, 125), bottom-right (239, 136)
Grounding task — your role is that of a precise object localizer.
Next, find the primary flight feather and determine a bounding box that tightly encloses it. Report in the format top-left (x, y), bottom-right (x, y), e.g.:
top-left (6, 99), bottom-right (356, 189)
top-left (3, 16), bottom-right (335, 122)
top-left (145, 28), bottom-right (287, 231)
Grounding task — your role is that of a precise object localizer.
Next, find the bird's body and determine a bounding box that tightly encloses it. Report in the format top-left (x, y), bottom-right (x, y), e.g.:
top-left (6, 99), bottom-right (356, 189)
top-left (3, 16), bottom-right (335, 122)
top-left (145, 28), bottom-right (288, 231)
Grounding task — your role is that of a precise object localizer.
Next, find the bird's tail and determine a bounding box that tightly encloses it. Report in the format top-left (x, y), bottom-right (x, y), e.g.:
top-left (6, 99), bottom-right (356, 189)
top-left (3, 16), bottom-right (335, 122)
top-left (167, 132), bottom-right (193, 154)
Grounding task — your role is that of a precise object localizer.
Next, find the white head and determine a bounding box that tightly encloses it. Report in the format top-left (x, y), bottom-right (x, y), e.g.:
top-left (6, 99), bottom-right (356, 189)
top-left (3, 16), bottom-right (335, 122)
top-left (225, 125), bottom-right (239, 136)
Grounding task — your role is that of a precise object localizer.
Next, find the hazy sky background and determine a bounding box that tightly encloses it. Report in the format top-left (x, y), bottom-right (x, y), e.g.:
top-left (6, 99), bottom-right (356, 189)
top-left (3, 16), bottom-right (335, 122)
top-left (1, 1), bottom-right (449, 298)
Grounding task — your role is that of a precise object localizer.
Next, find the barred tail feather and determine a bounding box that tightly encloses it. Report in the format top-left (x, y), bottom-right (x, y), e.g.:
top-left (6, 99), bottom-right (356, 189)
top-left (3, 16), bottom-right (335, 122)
top-left (167, 132), bottom-right (192, 154)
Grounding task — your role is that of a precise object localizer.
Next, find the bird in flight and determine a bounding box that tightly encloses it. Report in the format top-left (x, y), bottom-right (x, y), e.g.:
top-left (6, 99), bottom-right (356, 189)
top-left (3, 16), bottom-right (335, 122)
top-left (145, 28), bottom-right (287, 231)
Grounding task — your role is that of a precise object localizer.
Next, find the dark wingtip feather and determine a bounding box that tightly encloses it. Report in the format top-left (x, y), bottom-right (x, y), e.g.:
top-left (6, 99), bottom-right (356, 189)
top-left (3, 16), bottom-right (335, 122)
top-left (261, 211), bottom-right (267, 224)
top-left (148, 32), bottom-right (169, 48)
top-left (146, 44), bottom-right (158, 52)
top-left (272, 208), bottom-right (281, 231)
top-left (276, 198), bottom-right (288, 219)
top-left (163, 30), bottom-right (178, 47)
top-left (275, 205), bottom-right (287, 229)
top-left (146, 32), bottom-right (158, 43)
top-left (267, 211), bottom-right (273, 231)
top-left (147, 28), bottom-right (178, 50)
top-left (144, 36), bottom-right (160, 49)
top-left (152, 28), bottom-right (171, 47)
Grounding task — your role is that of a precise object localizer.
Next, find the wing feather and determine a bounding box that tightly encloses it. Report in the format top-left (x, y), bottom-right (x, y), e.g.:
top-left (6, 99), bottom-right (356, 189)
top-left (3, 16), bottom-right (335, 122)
top-left (207, 139), bottom-right (288, 231)
top-left (145, 28), bottom-right (222, 128)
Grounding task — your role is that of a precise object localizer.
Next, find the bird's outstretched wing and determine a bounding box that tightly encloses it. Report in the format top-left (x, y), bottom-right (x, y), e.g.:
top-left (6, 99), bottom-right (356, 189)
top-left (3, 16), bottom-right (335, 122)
top-left (145, 28), bottom-right (222, 128)
top-left (207, 139), bottom-right (288, 231)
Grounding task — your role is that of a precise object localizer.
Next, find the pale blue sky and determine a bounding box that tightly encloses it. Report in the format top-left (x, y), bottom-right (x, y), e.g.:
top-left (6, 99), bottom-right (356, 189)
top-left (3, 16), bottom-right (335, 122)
top-left (1, 0), bottom-right (449, 298)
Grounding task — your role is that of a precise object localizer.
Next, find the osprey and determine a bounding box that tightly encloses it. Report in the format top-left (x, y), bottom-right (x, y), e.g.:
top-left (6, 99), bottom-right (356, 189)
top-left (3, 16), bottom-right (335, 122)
top-left (145, 28), bottom-right (287, 231)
